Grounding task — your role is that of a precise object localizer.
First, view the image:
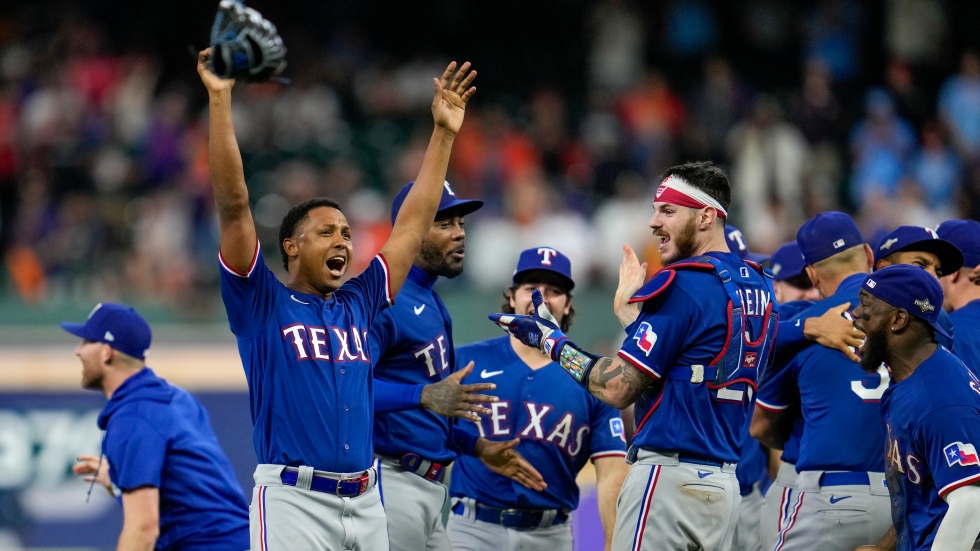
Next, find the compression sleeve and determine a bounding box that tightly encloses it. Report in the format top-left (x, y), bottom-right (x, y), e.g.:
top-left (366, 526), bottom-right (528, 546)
top-left (373, 380), bottom-right (424, 413)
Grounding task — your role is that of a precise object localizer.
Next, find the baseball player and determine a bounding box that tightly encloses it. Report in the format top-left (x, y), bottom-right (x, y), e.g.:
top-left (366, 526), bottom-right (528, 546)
top-left (65, 303), bottom-right (249, 551)
top-left (768, 242), bottom-right (821, 304)
top-left (370, 182), bottom-right (545, 551)
top-left (852, 265), bottom-right (980, 551)
top-left (937, 219), bottom-right (980, 375)
top-left (448, 246), bottom-right (629, 550)
top-left (871, 225), bottom-right (962, 350)
top-left (198, 50), bottom-right (477, 549)
top-left (752, 212), bottom-right (892, 551)
top-left (491, 162), bottom-right (779, 550)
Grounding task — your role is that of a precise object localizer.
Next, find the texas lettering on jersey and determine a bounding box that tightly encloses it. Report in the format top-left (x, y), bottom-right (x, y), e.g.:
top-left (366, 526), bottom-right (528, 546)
top-left (414, 333), bottom-right (451, 377)
top-left (281, 324), bottom-right (370, 363)
top-left (886, 422), bottom-right (926, 486)
top-left (470, 401), bottom-right (591, 458)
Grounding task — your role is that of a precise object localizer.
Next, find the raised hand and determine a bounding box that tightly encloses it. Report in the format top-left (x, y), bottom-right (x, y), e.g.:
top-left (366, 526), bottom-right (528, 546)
top-left (73, 455), bottom-right (113, 496)
top-left (431, 61), bottom-right (477, 135)
top-left (804, 302), bottom-right (866, 363)
top-left (489, 290), bottom-right (567, 359)
top-left (419, 362), bottom-right (497, 421)
top-left (197, 48), bottom-right (235, 95)
top-left (476, 438), bottom-right (547, 491)
top-left (614, 244), bottom-right (647, 329)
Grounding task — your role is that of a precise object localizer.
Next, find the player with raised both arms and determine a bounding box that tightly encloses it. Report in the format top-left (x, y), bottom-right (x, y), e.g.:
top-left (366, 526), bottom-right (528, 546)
top-left (853, 264), bottom-right (980, 551)
top-left (370, 182), bottom-right (546, 551)
top-left (198, 46), bottom-right (477, 549)
top-left (491, 161), bottom-right (779, 550)
top-left (448, 247), bottom-right (628, 550)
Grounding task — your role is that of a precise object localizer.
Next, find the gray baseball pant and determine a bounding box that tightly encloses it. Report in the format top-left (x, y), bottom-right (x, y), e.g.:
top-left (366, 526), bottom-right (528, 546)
top-left (376, 456), bottom-right (451, 551)
top-left (446, 497), bottom-right (573, 551)
top-left (731, 482), bottom-right (764, 551)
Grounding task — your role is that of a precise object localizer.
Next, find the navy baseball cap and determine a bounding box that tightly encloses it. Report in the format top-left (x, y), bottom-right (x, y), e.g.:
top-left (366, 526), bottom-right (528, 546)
top-left (936, 219), bottom-right (980, 269)
top-left (769, 241), bottom-right (807, 282)
top-left (512, 246), bottom-right (575, 291)
top-left (725, 226), bottom-right (768, 263)
top-left (873, 225), bottom-right (964, 274)
top-left (61, 303), bottom-right (152, 360)
top-left (390, 180), bottom-right (483, 225)
top-left (862, 264), bottom-right (950, 339)
top-left (797, 211), bottom-right (864, 265)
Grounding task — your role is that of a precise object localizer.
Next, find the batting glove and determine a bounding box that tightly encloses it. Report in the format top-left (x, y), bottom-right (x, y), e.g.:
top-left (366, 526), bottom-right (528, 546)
top-left (489, 290), bottom-right (568, 360)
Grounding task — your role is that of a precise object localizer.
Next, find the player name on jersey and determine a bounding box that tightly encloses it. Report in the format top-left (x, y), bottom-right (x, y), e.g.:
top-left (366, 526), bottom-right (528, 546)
top-left (734, 288), bottom-right (772, 316)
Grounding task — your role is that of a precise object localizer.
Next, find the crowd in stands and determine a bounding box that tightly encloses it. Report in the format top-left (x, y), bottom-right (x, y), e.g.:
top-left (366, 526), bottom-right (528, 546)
top-left (0, 0), bottom-right (978, 313)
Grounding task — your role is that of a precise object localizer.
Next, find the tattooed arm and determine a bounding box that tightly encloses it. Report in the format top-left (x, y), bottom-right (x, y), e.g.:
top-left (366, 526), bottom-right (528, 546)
top-left (586, 357), bottom-right (653, 409)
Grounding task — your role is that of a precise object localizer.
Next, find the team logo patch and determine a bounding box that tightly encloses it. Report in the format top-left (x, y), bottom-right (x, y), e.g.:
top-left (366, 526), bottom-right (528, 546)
top-left (914, 299), bottom-right (935, 313)
top-left (610, 418), bottom-right (625, 441)
top-left (879, 238), bottom-right (899, 250)
top-left (743, 352), bottom-right (758, 368)
top-left (656, 184), bottom-right (667, 198)
top-left (632, 322), bottom-right (657, 356)
top-left (944, 442), bottom-right (980, 467)
top-left (739, 267), bottom-right (750, 278)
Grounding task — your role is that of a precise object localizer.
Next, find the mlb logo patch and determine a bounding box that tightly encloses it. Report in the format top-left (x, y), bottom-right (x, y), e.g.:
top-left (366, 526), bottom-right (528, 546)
top-left (633, 322), bottom-right (658, 356)
top-left (833, 239), bottom-right (846, 249)
top-left (743, 352), bottom-right (758, 368)
top-left (944, 442), bottom-right (980, 467)
top-left (866, 279), bottom-right (876, 288)
top-left (739, 267), bottom-right (750, 278)
top-left (610, 418), bottom-right (625, 441)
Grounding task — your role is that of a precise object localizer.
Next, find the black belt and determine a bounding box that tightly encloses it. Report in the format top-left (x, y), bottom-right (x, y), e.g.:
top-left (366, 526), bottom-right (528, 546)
top-left (280, 467), bottom-right (373, 497)
top-left (628, 446), bottom-right (726, 468)
top-left (452, 501), bottom-right (568, 529)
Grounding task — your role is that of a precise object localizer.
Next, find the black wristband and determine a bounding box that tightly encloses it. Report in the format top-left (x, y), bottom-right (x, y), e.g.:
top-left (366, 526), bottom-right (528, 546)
top-left (557, 340), bottom-right (599, 386)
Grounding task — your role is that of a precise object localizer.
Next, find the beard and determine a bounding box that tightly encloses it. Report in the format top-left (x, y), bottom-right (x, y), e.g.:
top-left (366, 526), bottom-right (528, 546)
top-left (860, 329), bottom-right (889, 374)
top-left (418, 240), bottom-right (464, 279)
top-left (661, 215), bottom-right (700, 265)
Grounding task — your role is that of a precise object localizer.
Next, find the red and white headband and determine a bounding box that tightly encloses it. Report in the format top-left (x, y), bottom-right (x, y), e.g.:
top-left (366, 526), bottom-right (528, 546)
top-left (655, 175), bottom-right (728, 218)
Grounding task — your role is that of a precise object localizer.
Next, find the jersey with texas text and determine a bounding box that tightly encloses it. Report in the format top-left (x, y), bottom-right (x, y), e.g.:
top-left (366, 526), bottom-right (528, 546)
top-left (882, 347), bottom-right (980, 551)
top-left (757, 273), bottom-right (887, 472)
top-left (450, 335), bottom-right (627, 511)
top-left (220, 243), bottom-right (392, 473)
top-left (619, 251), bottom-right (776, 463)
top-left (371, 266), bottom-right (459, 463)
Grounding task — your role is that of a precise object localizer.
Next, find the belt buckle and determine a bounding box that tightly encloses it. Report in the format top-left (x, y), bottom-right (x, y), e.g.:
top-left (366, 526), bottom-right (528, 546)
top-left (498, 508), bottom-right (526, 528)
top-left (335, 475), bottom-right (367, 498)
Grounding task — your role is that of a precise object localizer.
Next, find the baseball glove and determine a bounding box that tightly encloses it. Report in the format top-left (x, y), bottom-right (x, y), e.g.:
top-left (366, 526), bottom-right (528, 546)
top-left (209, 0), bottom-right (287, 82)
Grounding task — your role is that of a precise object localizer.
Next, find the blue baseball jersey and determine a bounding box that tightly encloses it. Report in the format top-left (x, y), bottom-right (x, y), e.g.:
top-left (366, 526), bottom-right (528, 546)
top-left (618, 251), bottom-right (776, 463)
top-left (756, 273), bottom-right (887, 472)
top-left (219, 244), bottom-right (392, 472)
top-left (371, 266), bottom-right (458, 462)
top-left (882, 347), bottom-right (980, 551)
top-left (99, 368), bottom-right (249, 551)
top-left (949, 300), bottom-right (980, 377)
top-left (449, 335), bottom-right (627, 510)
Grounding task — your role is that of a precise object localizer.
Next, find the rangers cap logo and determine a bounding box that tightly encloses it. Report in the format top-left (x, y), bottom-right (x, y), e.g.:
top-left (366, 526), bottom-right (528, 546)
top-left (914, 299), bottom-right (935, 313)
top-left (633, 322), bottom-right (657, 356)
top-left (945, 442), bottom-right (980, 467)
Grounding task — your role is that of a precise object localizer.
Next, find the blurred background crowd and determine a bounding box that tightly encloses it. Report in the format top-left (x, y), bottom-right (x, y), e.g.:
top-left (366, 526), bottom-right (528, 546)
top-left (2, 0), bottom-right (980, 318)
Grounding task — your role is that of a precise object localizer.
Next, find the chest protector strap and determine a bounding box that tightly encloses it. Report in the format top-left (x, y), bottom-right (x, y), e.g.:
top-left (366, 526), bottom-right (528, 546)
top-left (648, 256), bottom-right (778, 388)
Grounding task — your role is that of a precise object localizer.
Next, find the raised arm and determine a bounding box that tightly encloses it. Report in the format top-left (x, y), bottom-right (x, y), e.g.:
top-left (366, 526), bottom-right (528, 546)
top-left (198, 48), bottom-right (257, 274)
top-left (380, 61), bottom-right (476, 296)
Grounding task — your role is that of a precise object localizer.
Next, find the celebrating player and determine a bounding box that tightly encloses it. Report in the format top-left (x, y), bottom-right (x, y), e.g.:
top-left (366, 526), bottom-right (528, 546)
top-left (491, 162), bottom-right (778, 550)
top-left (449, 247), bottom-right (628, 550)
top-left (937, 219), bottom-right (980, 374)
top-left (769, 241), bottom-right (821, 304)
top-left (853, 265), bottom-right (980, 551)
top-left (752, 212), bottom-right (892, 550)
top-left (65, 303), bottom-right (250, 550)
top-left (370, 182), bottom-right (545, 551)
top-left (198, 49), bottom-right (476, 549)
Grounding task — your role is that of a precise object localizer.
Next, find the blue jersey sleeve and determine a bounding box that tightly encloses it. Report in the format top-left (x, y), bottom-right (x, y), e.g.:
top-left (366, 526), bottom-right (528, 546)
top-left (588, 400), bottom-right (628, 459)
top-left (335, 254), bottom-right (394, 329)
top-left (218, 241), bottom-right (279, 339)
top-left (917, 407), bottom-right (980, 497)
top-left (617, 287), bottom-right (698, 379)
top-left (756, 352), bottom-right (800, 411)
top-left (105, 416), bottom-right (167, 491)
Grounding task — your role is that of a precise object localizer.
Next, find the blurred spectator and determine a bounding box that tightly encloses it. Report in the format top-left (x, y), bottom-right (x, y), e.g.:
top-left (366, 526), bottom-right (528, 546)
top-left (726, 95), bottom-right (810, 250)
top-left (885, 0), bottom-right (949, 68)
top-left (885, 58), bottom-right (932, 131)
top-left (592, 171), bottom-right (659, 284)
top-left (848, 87), bottom-right (916, 207)
top-left (617, 70), bottom-right (685, 178)
top-left (587, 0), bottom-right (645, 93)
top-left (794, 60), bottom-right (844, 214)
top-left (938, 50), bottom-right (980, 161)
top-left (907, 121), bottom-right (961, 211)
top-left (684, 57), bottom-right (752, 161)
top-left (663, 0), bottom-right (719, 59)
top-left (801, 0), bottom-right (862, 82)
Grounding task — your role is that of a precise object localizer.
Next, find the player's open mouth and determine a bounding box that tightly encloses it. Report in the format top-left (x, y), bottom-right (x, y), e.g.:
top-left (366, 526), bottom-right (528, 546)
top-left (657, 233), bottom-right (669, 251)
top-left (450, 247), bottom-right (465, 260)
top-left (326, 255), bottom-right (347, 276)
